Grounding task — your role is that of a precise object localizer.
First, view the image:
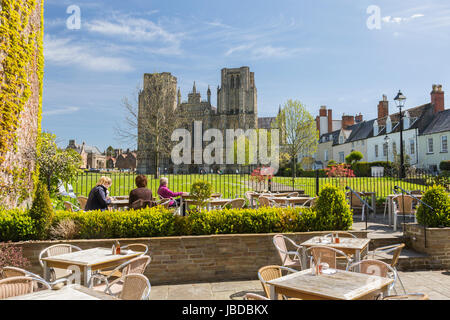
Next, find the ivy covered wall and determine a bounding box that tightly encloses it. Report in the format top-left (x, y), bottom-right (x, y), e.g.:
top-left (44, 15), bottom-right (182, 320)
top-left (0, 0), bottom-right (44, 208)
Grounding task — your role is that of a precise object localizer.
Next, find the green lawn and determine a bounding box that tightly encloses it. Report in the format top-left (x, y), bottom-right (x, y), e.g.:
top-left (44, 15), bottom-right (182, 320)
top-left (69, 172), bottom-right (432, 200)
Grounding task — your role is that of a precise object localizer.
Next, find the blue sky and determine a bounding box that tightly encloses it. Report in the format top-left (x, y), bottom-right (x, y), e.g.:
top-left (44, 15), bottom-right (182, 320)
top-left (41, 0), bottom-right (450, 151)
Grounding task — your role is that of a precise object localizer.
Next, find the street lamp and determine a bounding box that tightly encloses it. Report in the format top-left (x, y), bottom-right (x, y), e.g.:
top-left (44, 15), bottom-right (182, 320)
top-left (394, 90), bottom-right (406, 178)
top-left (384, 135), bottom-right (390, 171)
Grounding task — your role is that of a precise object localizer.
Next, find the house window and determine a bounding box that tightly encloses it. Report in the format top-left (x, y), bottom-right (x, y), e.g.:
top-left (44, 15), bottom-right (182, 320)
top-left (410, 139), bottom-right (415, 155)
top-left (324, 150), bottom-right (329, 161)
top-left (442, 136), bottom-right (448, 153)
top-left (375, 145), bottom-right (379, 158)
top-left (383, 143), bottom-right (388, 157)
top-left (362, 140), bottom-right (365, 146)
top-left (339, 152), bottom-right (345, 163)
top-left (340, 136), bottom-right (344, 144)
top-left (428, 138), bottom-right (434, 154)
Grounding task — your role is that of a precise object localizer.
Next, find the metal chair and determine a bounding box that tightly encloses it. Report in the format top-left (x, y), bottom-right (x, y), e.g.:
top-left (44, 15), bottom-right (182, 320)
top-left (346, 259), bottom-right (397, 296)
top-left (221, 198), bottom-right (246, 209)
top-left (0, 276), bottom-right (51, 299)
top-left (300, 197), bottom-right (317, 208)
top-left (259, 196), bottom-right (282, 208)
top-left (287, 192), bottom-right (299, 197)
top-left (305, 246), bottom-right (352, 270)
top-left (245, 191), bottom-right (256, 208)
top-left (0, 266), bottom-right (66, 290)
top-left (392, 195), bottom-right (417, 231)
top-left (122, 243), bottom-right (149, 256)
top-left (89, 255), bottom-right (151, 297)
top-left (257, 265), bottom-right (298, 300)
top-left (64, 201), bottom-right (80, 212)
top-left (211, 193), bottom-right (222, 198)
top-left (272, 234), bottom-right (303, 270)
top-left (367, 243), bottom-right (406, 294)
top-left (114, 273), bottom-right (151, 300)
top-left (39, 244), bottom-right (82, 283)
top-left (154, 198), bottom-right (171, 209)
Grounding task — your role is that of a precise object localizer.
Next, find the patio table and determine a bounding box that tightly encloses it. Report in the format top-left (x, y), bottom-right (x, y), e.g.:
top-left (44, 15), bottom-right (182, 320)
top-left (248, 192), bottom-right (299, 208)
top-left (40, 247), bottom-right (142, 286)
top-left (269, 196), bottom-right (314, 207)
top-left (109, 198), bottom-right (129, 210)
top-left (267, 268), bottom-right (393, 300)
top-left (300, 236), bottom-right (370, 269)
top-left (184, 198), bottom-right (233, 211)
top-left (5, 284), bottom-right (118, 300)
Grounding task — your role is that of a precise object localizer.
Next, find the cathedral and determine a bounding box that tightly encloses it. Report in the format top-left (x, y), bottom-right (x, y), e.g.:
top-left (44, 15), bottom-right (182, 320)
top-left (137, 66), bottom-right (277, 174)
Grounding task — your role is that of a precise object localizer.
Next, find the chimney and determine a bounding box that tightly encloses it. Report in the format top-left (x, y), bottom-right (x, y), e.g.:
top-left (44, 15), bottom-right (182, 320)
top-left (355, 113), bottom-right (363, 123)
top-left (342, 114), bottom-right (355, 129)
top-left (319, 105), bottom-right (327, 117)
top-left (316, 116), bottom-right (320, 132)
top-left (327, 109), bottom-right (333, 133)
top-left (431, 84), bottom-right (445, 114)
top-left (378, 95), bottom-right (389, 119)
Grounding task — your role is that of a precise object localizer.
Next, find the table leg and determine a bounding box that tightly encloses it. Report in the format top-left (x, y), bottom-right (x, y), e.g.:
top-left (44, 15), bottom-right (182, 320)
top-left (355, 250), bottom-right (361, 272)
top-left (43, 261), bottom-right (50, 281)
top-left (83, 266), bottom-right (92, 287)
top-left (269, 285), bottom-right (277, 300)
top-left (372, 194), bottom-right (376, 216)
top-left (388, 197), bottom-right (392, 227)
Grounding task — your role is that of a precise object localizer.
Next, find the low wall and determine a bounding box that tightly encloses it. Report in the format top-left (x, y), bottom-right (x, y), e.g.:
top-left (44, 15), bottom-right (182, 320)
top-left (6, 231), bottom-right (368, 286)
top-left (405, 223), bottom-right (450, 269)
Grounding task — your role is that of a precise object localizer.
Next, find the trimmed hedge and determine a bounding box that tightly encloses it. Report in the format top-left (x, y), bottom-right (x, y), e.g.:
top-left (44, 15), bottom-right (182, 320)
top-left (315, 184), bottom-right (353, 231)
top-left (0, 204), bottom-right (351, 241)
top-left (416, 185), bottom-right (450, 228)
top-left (440, 160), bottom-right (450, 172)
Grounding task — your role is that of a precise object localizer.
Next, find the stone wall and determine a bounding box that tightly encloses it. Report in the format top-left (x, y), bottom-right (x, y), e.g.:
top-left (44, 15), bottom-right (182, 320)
top-left (405, 223), bottom-right (450, 269)
top-left (11, 231), bottom-right (368, 286)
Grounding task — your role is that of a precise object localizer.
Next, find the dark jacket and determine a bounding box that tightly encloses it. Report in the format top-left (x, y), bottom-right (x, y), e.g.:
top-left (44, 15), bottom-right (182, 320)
top-left (85, 185), bottom-right (111, 211)
top-left (129, 188), bottom-right (153, 209)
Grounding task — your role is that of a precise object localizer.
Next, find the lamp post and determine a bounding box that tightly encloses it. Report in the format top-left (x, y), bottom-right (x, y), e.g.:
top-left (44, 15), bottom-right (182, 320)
top-left (384, 135), bottom-right (390, 176)
top-left (394, 90), bottom-right (406, 179)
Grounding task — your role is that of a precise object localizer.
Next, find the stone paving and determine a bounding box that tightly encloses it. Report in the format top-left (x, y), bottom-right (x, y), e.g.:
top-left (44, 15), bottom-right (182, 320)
top-left (149, 270), bottom-right (450, 300)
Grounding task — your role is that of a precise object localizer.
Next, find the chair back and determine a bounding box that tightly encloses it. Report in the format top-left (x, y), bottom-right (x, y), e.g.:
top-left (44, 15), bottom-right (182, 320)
top-left (347, 259), bottom-right (397, 293)
top-left (257, 265), bottom-right (283, 298)
top-left (393, 195), bottom-right (415, 214)
top-left (348, 192), bottom-right (364, 207)
top-left (390, 244), bottom-right (405, 268)
top-left (273, 235), bottom-right (290, 266)
top-left (258, 196), bottom-right (272, 208)
top-left (383, 293), bottom-right (429, 300)
top-left (223, 198), bottom-right (245, 209)
top-left (123, 244), bottom-right (149, 255)
top-left (77, 196), bottom-right (88, 210)
top-left (211, 193), bottom-right (222, 198)
top-left (39, 244), bottom-right (82, 281)
top-left (0, 276), bottom-right (50, 299)
top-left (130, 199), bottom-right (153, 210)
top-left (1, 267), bottom-right (27, 279)
top-left (287, 192), bottom-right (299, 197)
top-left (306, 246), bottom-right (350, 270)
top-left (122, 256), bottom-right (151, 276)
top-left (119, 274), bottom-right (151, 300)
top-left (154, 199), bottom-right (171, 209)
top-left (244, 293), bottom-right (270, 300)
top-left (64, 201), bottom-right (74, 212)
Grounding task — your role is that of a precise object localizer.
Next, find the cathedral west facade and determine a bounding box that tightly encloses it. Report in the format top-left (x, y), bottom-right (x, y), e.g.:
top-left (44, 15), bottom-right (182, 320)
top-left (137, 66), bottom-right (276, 174)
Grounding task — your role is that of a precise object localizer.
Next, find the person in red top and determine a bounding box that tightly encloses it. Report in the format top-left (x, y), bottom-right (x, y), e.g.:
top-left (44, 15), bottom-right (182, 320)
top-left (157, 177), bottom-right (188, 207)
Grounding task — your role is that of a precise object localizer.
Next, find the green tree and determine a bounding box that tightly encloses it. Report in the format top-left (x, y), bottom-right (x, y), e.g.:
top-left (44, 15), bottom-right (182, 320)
top-left (36, 132), bottom-right (83, 195)
top-left (106, 146), bottom-right (115, 157)
top-left (274, 100), bottom-right (319, 186)
top-left (345, 151), bottom-right (364, 165)
top-left (29, 181), bottom-right (54, 240)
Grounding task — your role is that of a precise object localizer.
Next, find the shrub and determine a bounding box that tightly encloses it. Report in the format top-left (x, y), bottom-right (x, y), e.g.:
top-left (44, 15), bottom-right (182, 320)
top-left (315, 184), bottom-right (353, 230)
top-left (49, 219), bottom-right (80, 240)
top-left (416, 185), bottom-right (450, 228)
top-left (29, 181), bottom-right (54, 240)
top-left (190, 180), bottom-right (213, 207)
top-left (345, 151), bottom-right (363, 164)
top-left (0, 242), bottom-right (31, 269)
top-left (440, 160), bottom-right (450, 172)
top-left (0, 209), bottom-right (36, 242)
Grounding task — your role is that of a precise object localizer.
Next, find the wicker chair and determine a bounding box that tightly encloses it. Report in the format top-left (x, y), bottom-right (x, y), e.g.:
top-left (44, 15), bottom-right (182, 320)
top-left (367, 243), bottom-right (406, 294)
top-left (90, 255), bottom-right (151, 297)
top-left (383, 293), bottom-right (429, 300)
top-left (0, 266), bottom-right (65, 291)
top-left (300, 197), bottom-right (317, 208)
top-left (0, 276), bottom-right (51, 299)
top-left (153, 199), bottom-right (171, 209)
top-left (392, 195), bottom-right (417, 231)
top-left (245, 191), bottom-right (256, 208)
top-left (77, 196), bottom-right (88, 210)
top-left (259, 196), bottom-right (282, 208)
top-left (122, 243), bottom-right (149, 256)
top-left (113, 274), bottom-right (151, 300)
top-left (221, 198), bottom-right (246, 209)
top-left (272, 235), bottom-right (303, 270)
top-left (347, 259), bottom-right (397, 296)
top-left (64, 201), bottom-right (80, 212)
top-left (243, 293), bottom-right (270, 300)
top-left (287, 192), bottom-right (299, 197)
top-left (211, 193), bottom-right (222, 198)
top-left (257, 265), bottom-right (298, 300)
top-left (39, 244), bottom-right (82, 283)
top-left (305, 246), bottom-right (352, 270)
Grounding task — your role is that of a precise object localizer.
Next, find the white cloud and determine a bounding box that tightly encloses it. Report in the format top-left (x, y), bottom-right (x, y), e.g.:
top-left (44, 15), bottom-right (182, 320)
top-left (226, 43), bottom-right (310, 60)
top-left (43, 106), bottom-right (80, 116)
top-left (382, 13), bottom-right (425, 24)
top-left (44, 35), bottom-right (134, 72)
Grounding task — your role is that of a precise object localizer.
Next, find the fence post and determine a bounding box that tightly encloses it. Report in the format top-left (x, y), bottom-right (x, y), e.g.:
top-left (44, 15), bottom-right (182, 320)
top-left (316, 169), bottom-right (320, 196)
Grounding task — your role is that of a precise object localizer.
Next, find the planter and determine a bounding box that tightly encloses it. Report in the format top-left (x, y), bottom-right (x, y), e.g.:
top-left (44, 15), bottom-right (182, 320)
top-left (405, 223), bottom-right (450, 269)
top-left (3, 231), bottom-right (368, 285)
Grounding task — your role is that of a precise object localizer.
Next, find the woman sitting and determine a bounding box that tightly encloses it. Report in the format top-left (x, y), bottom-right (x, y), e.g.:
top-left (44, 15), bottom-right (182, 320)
top-left (157, 177), bottom-right (187, 207)
top-left (85, 176), bottom-right (112, 211)
top-left (129, 175), bottom-right (153, 209)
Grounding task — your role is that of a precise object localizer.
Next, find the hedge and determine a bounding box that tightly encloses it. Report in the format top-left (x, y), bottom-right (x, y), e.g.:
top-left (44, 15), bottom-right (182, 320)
top-left (416, 185), bottom-right (450, 228)
top-left (0, 204), bottom-right (350, 241)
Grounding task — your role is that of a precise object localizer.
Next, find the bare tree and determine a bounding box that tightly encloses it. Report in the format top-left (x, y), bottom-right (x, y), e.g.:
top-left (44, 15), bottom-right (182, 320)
top-left (115, 74), bottom-right (185, 178)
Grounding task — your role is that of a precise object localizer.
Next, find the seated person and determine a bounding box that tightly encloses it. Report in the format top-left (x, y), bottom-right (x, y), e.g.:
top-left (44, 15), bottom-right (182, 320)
top-left (157, 177), bottom-right (187, 207)
top-left (85, 176), bottom-right (112, 211)
top-left (129, 175), bottom-right (153, 209)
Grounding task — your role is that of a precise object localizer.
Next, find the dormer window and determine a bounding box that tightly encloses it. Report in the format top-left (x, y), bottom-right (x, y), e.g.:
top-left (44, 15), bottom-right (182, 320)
top-left (403, 111), bottom-right (410, 130)
top-left (340, 136), bottom-right (344, 144)
top-left (373, 120), bottom-right (379, 136)
top-left (386, 117), bottom-right (392, 133)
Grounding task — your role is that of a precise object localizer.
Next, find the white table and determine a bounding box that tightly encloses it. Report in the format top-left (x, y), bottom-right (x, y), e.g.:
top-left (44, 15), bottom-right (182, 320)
top-left (5, 284), bottom-right (118, 300)
top-left (41, 247), bottom-right (142, 286)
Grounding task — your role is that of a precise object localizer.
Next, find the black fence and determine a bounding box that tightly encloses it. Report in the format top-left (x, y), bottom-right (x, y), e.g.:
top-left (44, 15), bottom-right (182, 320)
top-left (71, 167), bottom-right (436, 201)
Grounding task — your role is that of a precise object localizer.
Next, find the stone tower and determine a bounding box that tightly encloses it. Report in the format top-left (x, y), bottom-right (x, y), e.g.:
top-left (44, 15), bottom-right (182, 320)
top-left (137, 72), bottom-right (178, 174)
